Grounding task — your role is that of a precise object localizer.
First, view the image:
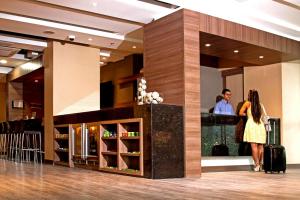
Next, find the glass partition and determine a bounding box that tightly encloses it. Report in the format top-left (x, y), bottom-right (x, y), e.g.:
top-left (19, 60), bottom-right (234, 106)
top-left (201, 113), bottom-right (280, 156)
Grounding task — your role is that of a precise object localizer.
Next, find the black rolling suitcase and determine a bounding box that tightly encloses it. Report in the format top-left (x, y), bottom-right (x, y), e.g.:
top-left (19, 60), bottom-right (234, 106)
top-left (212, 125), bottom-right (229, 156)
top-left (264, 121), bottom-right (286, 173)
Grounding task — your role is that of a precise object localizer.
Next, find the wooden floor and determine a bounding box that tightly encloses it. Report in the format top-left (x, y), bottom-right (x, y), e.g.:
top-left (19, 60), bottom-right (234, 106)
top-left (0, 160), bottom-right (300, 200)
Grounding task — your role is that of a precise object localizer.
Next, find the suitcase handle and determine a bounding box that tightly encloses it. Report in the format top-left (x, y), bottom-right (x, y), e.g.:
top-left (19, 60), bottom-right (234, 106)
top-left (267, 120), bottom-right (276, 145)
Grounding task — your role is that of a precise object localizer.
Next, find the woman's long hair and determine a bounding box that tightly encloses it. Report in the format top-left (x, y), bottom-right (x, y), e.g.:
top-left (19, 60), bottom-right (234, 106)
top-left (250, 90), bottom-right (262, 124)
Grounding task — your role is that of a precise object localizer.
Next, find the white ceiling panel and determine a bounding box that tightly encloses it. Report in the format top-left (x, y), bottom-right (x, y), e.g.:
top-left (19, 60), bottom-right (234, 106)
top-left (0, 0), bottom-right (142, 35)
top-left (160, 0), bottom-right (300, 41)
top-left (35, 0), bottom-right (176, 24)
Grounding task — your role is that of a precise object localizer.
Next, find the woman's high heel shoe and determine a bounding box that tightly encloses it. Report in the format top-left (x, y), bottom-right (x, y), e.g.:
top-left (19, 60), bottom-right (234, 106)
top-left (254, 165), bottom-right (260, 172)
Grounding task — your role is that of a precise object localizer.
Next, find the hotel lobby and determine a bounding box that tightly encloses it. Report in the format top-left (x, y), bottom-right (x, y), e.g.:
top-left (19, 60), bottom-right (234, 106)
top-left (0, 0), bottom-right (300, 199)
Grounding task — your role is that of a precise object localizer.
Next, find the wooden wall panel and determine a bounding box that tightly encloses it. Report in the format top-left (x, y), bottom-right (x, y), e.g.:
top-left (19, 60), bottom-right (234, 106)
top-left (0, 83), bottom-right (7, 122)
top-left (7, 82), bottom-right (23, 120)
top-left (199, 13), bottom-right (300, 56)
top-left (144, 9), bottom-right (201, 177)
top-left (43, 41), bottom-right (54, 160)
top-left (144, 10), bottom-right (184, 105)
top-left (183, 9), bottom-right (201, 176)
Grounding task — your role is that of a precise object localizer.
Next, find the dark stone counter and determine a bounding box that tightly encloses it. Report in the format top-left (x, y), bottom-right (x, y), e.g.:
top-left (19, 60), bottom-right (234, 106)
top-left (134, 104), bottom-right (184, 179)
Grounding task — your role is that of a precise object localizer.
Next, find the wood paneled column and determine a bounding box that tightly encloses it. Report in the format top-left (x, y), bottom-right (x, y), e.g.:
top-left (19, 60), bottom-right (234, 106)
top-left (144, 9), bottom-right (201, 177)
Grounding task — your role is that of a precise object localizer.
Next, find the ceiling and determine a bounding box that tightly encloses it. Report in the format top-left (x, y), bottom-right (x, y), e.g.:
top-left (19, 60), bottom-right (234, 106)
top-left (0, 0), bottom-right (299, 73)
top-left (200, 32), bottom-right (300, 68)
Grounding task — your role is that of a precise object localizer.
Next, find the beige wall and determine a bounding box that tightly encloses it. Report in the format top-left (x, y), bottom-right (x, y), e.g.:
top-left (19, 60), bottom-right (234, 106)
top-left (281, 61), bottom-right (300, 164)
top-left (100, 56), bottom-right (133, 107)
top-left (52, 42), bottom-right (100, 115)
top-left (44, 41), bottom-right (100, 160)
top-left (244, 63), bottom-right (282, 118)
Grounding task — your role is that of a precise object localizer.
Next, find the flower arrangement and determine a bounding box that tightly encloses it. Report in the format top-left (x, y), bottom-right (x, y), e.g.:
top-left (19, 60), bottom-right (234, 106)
top-left (137, 77), bottom-right (163, 105)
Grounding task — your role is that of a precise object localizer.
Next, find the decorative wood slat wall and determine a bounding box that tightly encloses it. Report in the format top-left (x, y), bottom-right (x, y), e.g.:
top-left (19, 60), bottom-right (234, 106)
top-left (144, 10), bottom-right (184, 106)
top-left (144, 9), bottom-right (201, 177)
top-left (198, 13), bottom-right (300, 56)
top-left (182, 9), bottom-right (201, 177)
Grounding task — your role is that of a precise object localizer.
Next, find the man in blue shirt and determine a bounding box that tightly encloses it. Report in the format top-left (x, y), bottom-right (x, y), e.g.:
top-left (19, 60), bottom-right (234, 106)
top-left (213, 88), bottom-right (235, 115)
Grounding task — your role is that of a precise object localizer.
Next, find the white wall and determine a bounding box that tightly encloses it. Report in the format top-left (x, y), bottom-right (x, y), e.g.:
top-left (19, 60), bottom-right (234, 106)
top-left (226, 74), bottom-right (243, 114)
top-left (281, 62), bottom-right (300, 164)
top-left (200, 66), bottom-right (222, 112)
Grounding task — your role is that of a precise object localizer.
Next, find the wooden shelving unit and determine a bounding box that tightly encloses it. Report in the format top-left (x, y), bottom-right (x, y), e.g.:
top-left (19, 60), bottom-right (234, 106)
top-left (54, 118), bottom-right (143, 176)
top-left (99, 118), bottom-right (143, 176)
top-left (53, 124), bottom-right (74, 167)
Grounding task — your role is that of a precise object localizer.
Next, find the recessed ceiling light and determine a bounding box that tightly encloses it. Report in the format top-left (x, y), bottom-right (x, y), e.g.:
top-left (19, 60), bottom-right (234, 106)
top-left (102, 57), bottom-right (107, 60)
top-left (34, 80), bottom-right (39, 83)
top-left (92, 2), bottom-right (97, 7)
top-left (259, 56), bottom-right (264, 59)
top-left (0, 59), bottom-right (8, 64)
top-left (234, 50), bottom-right (239, 53)
top-left (205, 43), bottom-right (211, 47)
top-left (88, 38), bottom-right (93, 41)
top-left (132, 46), bottom-right (137, 49)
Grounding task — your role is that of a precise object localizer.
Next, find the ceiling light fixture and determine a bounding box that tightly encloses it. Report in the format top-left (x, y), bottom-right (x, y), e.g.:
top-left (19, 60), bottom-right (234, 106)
top-left (100, 50), bottom-right (111, 57)
top-left (0, 59), bottom-right (8, 64)
top-left (34, 80), bottom-right (39, 83)
top-left (32, 52), bottom-right (39, 56)
top-left (21, 62), bottom-right (41, 71)
top-left (0, 35), bottom-right (47, 47)
top-left (88, 38), bottom-right (93, 41)
top-left (132, 46), bottom-right (137, 49)
top-left (99, 61), bottom-right (105, 65)
top-left (0, 12), bottom-right (125, 40)
top-left (0, 67), bottom-right (13, 74)
top-left (102, 57), bottom-right (107, 60)
top-left (259, 56), bottom-right (264, 59)
top-left (234, 50), bottom-right (239, 53)
top-left (205, 43), bottom-right (211, 47)
top-left (92, 2), bottom-right (98, 7)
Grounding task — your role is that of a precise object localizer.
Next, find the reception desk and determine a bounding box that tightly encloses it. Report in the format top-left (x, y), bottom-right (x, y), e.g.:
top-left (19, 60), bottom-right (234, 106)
top-left (201, 113), bottom-right (280, 156)
top-left (201, 113), bottom-right (281, 171)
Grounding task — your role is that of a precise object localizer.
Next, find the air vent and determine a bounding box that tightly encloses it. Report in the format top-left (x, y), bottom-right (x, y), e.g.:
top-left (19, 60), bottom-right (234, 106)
top-left (0, 46), bottom-right (20, 57)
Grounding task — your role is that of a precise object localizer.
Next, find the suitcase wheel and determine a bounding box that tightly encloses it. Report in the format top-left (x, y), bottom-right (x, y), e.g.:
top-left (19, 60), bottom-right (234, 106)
top-left (283, 170), bottom-right (286, 173)
top-left (264, 170), bottom-right (267, 173)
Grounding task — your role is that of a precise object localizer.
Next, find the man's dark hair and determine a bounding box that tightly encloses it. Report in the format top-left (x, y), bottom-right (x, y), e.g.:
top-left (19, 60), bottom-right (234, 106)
top-left (222, 88), bottom-right (231, 95)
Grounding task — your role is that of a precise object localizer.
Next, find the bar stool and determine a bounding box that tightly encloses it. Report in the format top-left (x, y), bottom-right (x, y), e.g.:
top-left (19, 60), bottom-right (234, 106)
top-left (21, 120), bottom-right (43, 163)
top-left (2, 122), bottom-right (9, 160)
top-left (0, 123), bottom-right (4, 158)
